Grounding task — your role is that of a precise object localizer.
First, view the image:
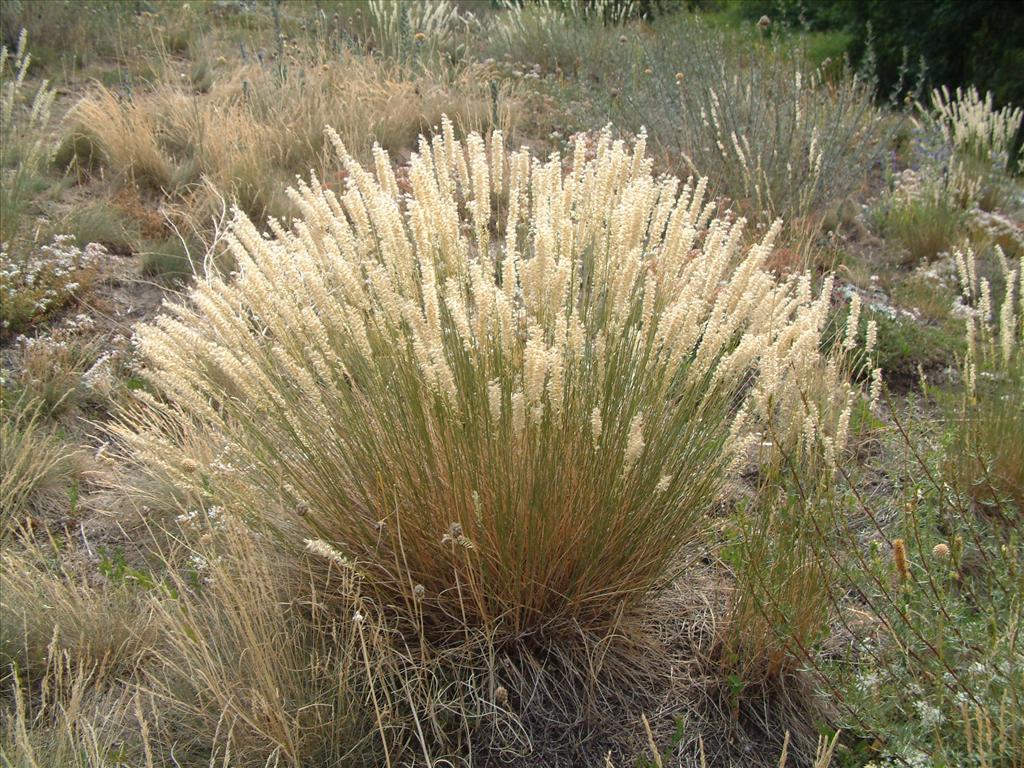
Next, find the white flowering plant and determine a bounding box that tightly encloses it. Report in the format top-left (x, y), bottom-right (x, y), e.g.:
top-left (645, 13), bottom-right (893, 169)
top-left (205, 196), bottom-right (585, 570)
top-left (0, 237), bottom-right (102, 337)
top-left (929, 85), bottom-right (1023, 171)
top-left (125, 120), bottom-right (858, 643)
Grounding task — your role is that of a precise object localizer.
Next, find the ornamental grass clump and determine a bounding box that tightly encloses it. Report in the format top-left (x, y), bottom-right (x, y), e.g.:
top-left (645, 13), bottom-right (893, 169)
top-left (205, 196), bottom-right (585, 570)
top-left (126, 120), bottom-right (851, 644)
top-left (926, 86), bottom-right (1024, 209)
top-left (930, 86), bottom-right (1023, 170)
top-left (952, 245), bottom-right (1023, 513)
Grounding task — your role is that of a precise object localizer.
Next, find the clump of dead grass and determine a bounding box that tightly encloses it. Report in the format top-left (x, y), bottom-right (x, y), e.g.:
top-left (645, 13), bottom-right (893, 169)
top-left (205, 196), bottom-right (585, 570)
top-left (60, 49), bottom-right (514, 237)
top-left (0, 398), bottom-right (77, 535)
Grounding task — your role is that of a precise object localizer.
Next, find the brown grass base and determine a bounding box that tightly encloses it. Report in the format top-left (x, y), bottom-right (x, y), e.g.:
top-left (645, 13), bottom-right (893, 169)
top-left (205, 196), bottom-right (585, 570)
top-left (370, 568), bottom-right (836, 767)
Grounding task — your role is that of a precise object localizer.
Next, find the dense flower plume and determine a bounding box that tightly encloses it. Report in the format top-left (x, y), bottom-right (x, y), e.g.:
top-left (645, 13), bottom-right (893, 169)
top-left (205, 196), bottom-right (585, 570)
top-left (130, 119), bottom-right (852, 634)
top-left (931, 85), bottom-right (1023, 165)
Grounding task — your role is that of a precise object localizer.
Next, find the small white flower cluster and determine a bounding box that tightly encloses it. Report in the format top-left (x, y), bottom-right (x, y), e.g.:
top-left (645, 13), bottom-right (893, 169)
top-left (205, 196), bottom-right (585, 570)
top-left (176, 505), bottom-right (222, 531)
top-left (82, 350), bottom-right (117, 394)
top-left (62, 312), bottom-right (97, 333)
top-left (855, 668), bottom-right (881, 694)
top-left (888, 161), bottom-right (976, 213)
top-left (864, 749), bottom-right (934, 768)
top-left (18, 332), bottom-right (71, 353)
top-left (913, 699), bottom-right (945, 729)
top-left (1, 236), bottom-right (104, 329)
top-left (969, 208), bottom-right (1024, 253)
top-left (891, 168), bottom-right (925, 201)
top-left (175, 508), bottom-right (202, 526)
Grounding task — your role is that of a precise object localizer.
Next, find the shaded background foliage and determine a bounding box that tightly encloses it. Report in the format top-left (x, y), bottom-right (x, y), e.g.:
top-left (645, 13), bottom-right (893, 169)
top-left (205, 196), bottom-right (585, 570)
top-left (507, 0), bottom-right (1024, 105)
top-left (728, 0), bottom-right (1024, 107)
top-left (701, 0), bottom-right (1024, 170)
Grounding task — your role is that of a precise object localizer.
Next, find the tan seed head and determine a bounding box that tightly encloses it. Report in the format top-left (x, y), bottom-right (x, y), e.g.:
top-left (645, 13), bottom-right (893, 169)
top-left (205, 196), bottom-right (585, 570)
top-left (892, 538), bottom-right (910, 582)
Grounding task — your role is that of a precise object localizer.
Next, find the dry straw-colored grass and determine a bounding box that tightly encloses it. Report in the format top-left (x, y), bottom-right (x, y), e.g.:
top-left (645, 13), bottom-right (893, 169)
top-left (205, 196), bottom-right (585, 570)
top-left (0, 520), bottom-right (378, 768)
top-left (0, 399), bottom-right (77, 535)
top-left (61, 50), bottom-right (514, 232)
top-left (0, 538), bottom-right (145, 681)
top-left (137, 517), bottom-right (379, 766)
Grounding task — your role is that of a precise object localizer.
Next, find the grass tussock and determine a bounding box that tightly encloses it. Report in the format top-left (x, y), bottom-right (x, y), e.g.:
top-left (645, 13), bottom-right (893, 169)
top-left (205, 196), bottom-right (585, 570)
top-left (872, 167), bottom-right (967, 264)
top-left (106, 120), bottom-right (873, 765)
top-left (0, 399), bottom-right (77, 535)
top-left (124, 123), bottom-right (854, 641)
top-left (953, 246), bottom-right (1024, 513)
top-left (61, 52), bottom-right (514, 233)
top-left (2, 653), bottom-right (143, 768)
top-left (9, 331), bottom-right (98, 416)
top-left (0, 522), bottom-right (373, 768)
top-left (0, 538), bottom-right (145, 681)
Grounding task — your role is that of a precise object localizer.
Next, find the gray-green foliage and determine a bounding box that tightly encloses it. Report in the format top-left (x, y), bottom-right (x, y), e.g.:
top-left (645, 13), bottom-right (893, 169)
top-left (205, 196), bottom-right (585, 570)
top-left (607, 18), bottom-right (887, 227)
